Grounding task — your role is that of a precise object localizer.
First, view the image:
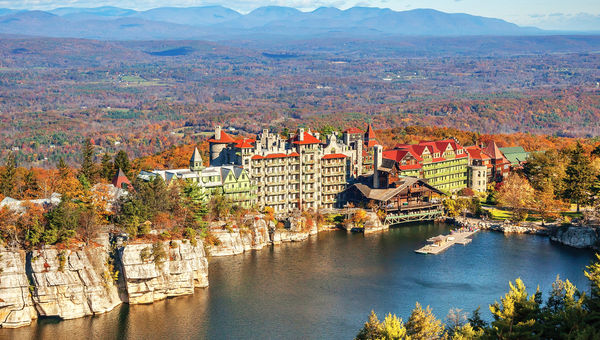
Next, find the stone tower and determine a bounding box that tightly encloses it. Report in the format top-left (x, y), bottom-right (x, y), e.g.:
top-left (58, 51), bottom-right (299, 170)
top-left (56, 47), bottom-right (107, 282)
top-left (208, 125), bottom-right (234, 166)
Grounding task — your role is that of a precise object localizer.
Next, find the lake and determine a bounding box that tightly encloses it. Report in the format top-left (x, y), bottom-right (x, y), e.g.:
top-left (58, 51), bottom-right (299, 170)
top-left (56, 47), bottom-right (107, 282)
top-left (1, 223), bottom-right (595, 340)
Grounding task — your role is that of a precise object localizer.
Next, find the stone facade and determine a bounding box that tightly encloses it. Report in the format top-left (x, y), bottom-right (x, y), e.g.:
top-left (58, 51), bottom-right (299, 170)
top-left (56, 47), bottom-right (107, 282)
top-left (208, 125), bottom-right (380, 213)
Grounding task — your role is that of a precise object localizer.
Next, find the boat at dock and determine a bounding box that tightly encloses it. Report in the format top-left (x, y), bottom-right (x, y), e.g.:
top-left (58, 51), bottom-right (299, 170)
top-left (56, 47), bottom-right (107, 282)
top-left (415, 229), bottom-right (478, 254)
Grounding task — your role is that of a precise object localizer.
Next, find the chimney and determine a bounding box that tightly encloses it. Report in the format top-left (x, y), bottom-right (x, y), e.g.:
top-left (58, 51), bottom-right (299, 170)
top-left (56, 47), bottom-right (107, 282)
top-left (215, 126), bottom-right (222, 141)
top-left (299, 128), bottom-right (304, 141)
top-left (373, 145), bottom-right (383, 189)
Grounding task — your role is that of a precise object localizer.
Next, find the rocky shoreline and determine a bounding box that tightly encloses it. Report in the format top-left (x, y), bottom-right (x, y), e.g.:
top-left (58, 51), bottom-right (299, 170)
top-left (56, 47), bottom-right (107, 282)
top-left (451, 216), bottom-right (600, 250)
top-left (4, 213), bottom-right (597, 329)
top-left (0, 214), bottom-right (331, 329)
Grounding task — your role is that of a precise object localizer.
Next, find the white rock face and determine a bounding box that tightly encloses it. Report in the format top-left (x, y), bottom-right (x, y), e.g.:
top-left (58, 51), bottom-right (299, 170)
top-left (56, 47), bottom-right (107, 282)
top-left (208, 219), bottom-right (271, 256)
top-left (117, 239), bottom-right (208, 304)
top-left (208, 230), bottom-right (246, 256)
top-left (272, 229), bottom-right (310, 243)
top-left (0, 248), bottom-right (37, 328)
top-left (551, 226), bottom-right (599, 249)
top-left (28, 246), bottom-right (121, 320)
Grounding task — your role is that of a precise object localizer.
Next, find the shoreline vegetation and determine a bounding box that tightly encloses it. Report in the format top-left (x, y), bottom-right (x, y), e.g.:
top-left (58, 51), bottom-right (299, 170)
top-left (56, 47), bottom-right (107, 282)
top-left (355, 254), bottom-right (600, 340)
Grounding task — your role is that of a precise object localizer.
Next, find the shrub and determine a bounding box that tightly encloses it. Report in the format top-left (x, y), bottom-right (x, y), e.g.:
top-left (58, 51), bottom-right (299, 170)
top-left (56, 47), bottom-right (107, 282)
top-left (57, 250), bottom-right (67, 272)
top-left (151, 242), bottom-right (167, 267)
top-left (140, 246), bottom-right (151, 262)
top-left (160, 231), bottom-right (171, 240)
top-left (138, 221), bottom-right (152, 237)
top-left (204, 232), bottom-right (221, 246)
top-left (183, 227), bottom-right (197, 246)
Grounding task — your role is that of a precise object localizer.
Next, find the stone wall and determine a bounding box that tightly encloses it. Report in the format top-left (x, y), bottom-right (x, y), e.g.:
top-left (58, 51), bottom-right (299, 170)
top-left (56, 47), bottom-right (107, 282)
top-left (0, 248), bottom-right (37, 328)
top-left (116, 239), bottom-right (208, 304)
top-left (27, 246), bottom-right (121, 319)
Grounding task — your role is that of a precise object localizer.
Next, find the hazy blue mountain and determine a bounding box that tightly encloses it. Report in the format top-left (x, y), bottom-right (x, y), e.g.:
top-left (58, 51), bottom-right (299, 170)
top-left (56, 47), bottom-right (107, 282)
top-left (134, 6), bottom-right (241, 26)
top-left (0, 8), bottom-right (19, 16)
top-left (50, 6), bottom-right (136, 17)
top-left (221, 6), bottom-right (303, 28)
top-left (0, 5), bottom-right (555, 41)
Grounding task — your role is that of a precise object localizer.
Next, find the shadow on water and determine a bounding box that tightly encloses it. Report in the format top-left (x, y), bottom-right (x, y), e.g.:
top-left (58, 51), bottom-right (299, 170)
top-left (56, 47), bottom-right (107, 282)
top-left (0, 223), bottom-right (595, 340)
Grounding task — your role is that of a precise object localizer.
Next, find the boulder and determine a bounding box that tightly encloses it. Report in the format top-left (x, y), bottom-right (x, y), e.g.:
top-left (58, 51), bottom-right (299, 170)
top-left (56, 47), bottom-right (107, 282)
top-left (551, 226), bottom-right (599, 249)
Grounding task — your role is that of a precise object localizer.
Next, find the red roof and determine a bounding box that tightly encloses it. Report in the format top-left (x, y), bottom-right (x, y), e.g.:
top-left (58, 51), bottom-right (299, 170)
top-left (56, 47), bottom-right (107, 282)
top-left (365, 124), bottom-right (376, 139)
top-left (290, 131), bottom-right (322, 145)
top-left (207, 130), bottom-right (236, 144)
top-left (112, 168), bottom-right (132, 189)
top-left (344, 127), bottom-right (363, 134)
top-left (363, 124), bottom-right (379, 148)
top-left (322, 153), bottom-right (347, 159)
top-left (484, 141), bottom-right (505, 160)
top-left (383, 149), bottom-right (409, 162)
top-left (233, 138), bottom-right (255, 148)
top-left (289, 152), bottom-right (300, 157)
top-left (465, 146), bottom-right (491, 160)
top-left (364, 140), bottom-right (379, 148)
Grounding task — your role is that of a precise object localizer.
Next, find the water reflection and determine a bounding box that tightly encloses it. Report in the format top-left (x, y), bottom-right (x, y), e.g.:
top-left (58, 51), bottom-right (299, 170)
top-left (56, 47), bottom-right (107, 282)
top-left (0, 223), bottom-right (594, 340)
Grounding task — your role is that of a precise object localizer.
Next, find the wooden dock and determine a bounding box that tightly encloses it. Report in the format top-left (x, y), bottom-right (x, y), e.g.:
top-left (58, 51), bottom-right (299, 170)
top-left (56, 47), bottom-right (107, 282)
top-left (415, 230), bottom-right (478, 255)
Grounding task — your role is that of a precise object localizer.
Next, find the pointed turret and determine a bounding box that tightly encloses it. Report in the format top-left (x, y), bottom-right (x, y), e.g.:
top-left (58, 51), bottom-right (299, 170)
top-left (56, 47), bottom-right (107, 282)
top-left (364, 123), bottom-right (379, 148)
top-left (190, 147), bottom-right (204, 172)
top-left (483, 141), bottom-right (504, 160)
top-left (112, 168), bottom-right (132, 190)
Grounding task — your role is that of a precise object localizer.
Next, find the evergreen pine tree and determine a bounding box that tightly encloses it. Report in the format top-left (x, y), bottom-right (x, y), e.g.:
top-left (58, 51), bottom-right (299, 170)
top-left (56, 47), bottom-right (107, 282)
top-left (79, 139), bottom-right (96, 184)
top-left (57, 157), bottom-right (70, 180)
top-left (114, 150), bottom-right (131, 178)
top-left (0, 152), bottom-right (17, 197)
top-left (405, 302), bottom-right (444, 339)
top-left (563, 142), bottom-right (596, 212)
top-left (541, 275), bottom-right (586, 339)
top-left (487, 278), bottom-right (543, 339)
top-left (100, 153), bottom-right (114, 181)
top-left (582, 254), bottom-right (600, 334)
top-left (380, 313), bottom-right (408, 339)
top-left (23, 168), bottom-right (40, 198)
top-left (355, 310), bottom-right (383, 340)
top-left (467, 306), bottom-right (487, 332)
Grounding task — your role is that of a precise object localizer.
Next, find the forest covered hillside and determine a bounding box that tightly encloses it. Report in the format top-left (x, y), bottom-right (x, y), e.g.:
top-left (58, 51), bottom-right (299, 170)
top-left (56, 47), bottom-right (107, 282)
top-left (0, 35), bottom-right (599, 167)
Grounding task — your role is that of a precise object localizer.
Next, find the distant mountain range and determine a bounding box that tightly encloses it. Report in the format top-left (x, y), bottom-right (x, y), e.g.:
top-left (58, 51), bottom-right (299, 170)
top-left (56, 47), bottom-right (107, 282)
top-left (0, 6), bottom-right (557, 41)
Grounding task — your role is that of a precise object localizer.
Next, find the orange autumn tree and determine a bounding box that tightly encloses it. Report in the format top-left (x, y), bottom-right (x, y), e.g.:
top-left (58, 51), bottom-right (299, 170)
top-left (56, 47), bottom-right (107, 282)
top-left (497, 173), bottom-right (535, 223)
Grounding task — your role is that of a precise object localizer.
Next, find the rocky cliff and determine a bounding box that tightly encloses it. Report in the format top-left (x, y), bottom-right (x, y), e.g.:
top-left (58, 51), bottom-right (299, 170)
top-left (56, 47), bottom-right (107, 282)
top-left (0, 248), bottom-right (37, 328)
top-left (27, 245), bottom-right (121, 320)
top-left (208, 218), bottom-right (272, 256)
top-left (551, 226), bottom-right (599, 249)
top-left (116, 238), bottom-right (208, 304)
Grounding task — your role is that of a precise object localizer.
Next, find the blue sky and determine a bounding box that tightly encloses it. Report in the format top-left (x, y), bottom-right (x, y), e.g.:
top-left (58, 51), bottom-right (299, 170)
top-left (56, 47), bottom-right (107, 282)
top-left (1, 0), bottom-right (599, 30)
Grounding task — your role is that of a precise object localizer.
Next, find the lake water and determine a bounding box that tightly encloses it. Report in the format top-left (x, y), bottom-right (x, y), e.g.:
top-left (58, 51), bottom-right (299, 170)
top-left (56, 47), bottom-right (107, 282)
top-left (1, 223), bottom-right (595, 340)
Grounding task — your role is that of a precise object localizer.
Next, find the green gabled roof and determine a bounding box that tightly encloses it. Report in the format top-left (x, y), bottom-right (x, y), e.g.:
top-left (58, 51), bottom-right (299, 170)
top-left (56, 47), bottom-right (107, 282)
top-left (499, 146), bottom-right (529, 165)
